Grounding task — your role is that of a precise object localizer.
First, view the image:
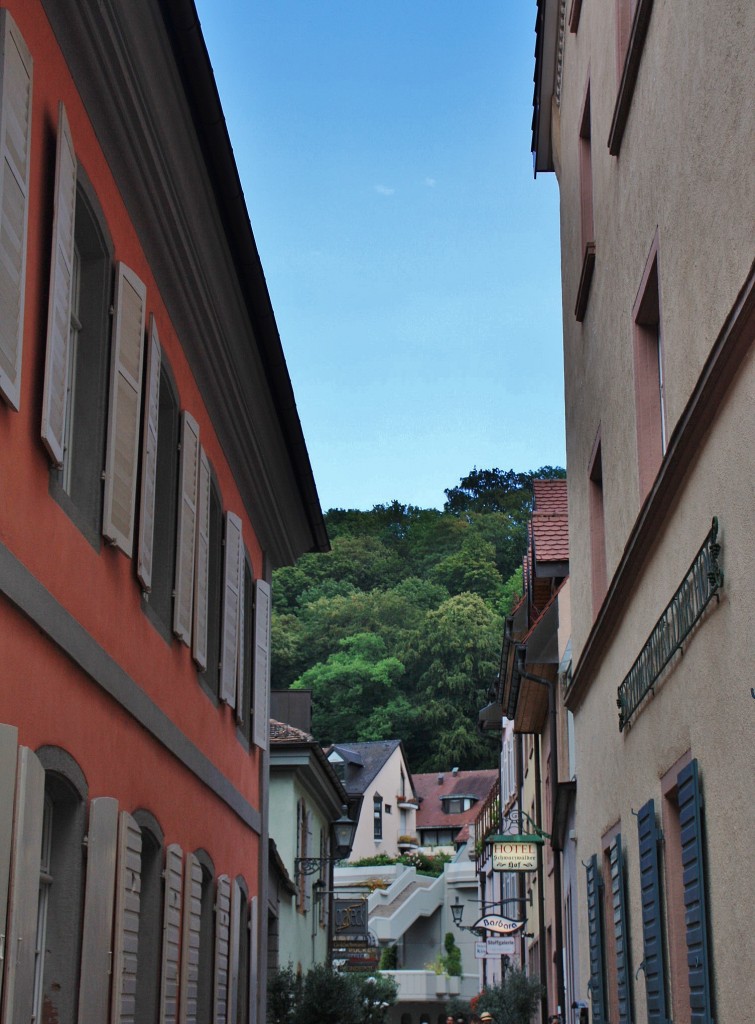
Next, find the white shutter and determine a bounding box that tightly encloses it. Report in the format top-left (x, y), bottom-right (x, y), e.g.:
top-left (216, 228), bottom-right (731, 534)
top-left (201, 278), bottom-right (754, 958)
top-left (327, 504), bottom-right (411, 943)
top-left (213, 875), bottom-right (231, 1024)
top-left (235, 562), bottom-right (246, 724)
top-left (2, 745), bottom-right (44, 1024)
top-left (111, 812), bottom-right (142, 1024)
top-left (102, 261), bottom-right (146, 555)
top-left (219, 512), bottom-right (242, 706)
top-left (179, 852), bottom-right (202, 1024)
top-left (252, 580), bottom-right (271, 750)
top-left (0, 11), bottom-right (32, 410)
top-left (0, 723), bottom-right (19, 1009)
top-left (159, 844), bottom-right (183, 1024)
top-left (173, 411), bottom-right (200, 643)
top-left (78, 797), bottom-right (119, 1024)
top-left (40, 102), bottom-right (76, 466)
top-left (192, 447), bottom-right (211, 669)
top-left (227, 879), bottom-right (243, 1024)
top-left (136, 316), bottom-right (162, 590)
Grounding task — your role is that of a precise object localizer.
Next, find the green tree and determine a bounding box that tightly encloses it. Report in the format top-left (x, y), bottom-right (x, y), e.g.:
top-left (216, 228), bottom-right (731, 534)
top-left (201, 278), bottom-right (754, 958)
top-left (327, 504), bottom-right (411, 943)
top-left (476, 969), bottom-right (544, 1024)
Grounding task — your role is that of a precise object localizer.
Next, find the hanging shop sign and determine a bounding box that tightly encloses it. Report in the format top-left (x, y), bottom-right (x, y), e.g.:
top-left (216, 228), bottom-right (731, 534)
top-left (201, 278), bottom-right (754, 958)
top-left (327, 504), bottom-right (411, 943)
top-left (333, 898), bottom-right (368, 942)
top-left (489, 836), bottom-right (540, 871)
top-left (472, 914), bottom-right (524, 935)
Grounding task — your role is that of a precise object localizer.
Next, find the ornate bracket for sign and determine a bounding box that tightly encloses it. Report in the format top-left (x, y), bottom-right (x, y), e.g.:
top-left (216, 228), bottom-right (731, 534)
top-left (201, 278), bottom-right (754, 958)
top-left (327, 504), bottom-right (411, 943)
top-left (492, 807), bottom-right (550, 842)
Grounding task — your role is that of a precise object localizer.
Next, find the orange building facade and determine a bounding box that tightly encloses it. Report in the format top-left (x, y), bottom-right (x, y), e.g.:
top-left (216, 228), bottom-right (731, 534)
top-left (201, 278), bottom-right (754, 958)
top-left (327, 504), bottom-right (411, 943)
top-left (0, 1), bottom-right (327, 1020)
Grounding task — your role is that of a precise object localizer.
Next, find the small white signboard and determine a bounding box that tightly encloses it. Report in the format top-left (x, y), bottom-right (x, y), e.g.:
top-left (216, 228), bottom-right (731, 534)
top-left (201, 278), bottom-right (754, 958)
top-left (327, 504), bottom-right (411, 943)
top-left (475, 941), bottom-right (487, 960)
top-left (486, 935), bottom-right (516, 957)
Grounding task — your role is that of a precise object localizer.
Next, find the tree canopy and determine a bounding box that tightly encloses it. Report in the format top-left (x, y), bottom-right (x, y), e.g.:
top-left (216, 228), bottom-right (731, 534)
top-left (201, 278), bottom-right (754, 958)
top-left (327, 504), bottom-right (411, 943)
top-left (272, 466), bottom-right (564, 772)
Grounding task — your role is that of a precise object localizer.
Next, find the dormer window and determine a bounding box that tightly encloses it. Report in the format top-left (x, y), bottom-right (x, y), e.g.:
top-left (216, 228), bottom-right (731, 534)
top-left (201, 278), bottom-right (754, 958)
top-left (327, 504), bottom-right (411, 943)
top-left (441, 796), bottom-right (476, 815)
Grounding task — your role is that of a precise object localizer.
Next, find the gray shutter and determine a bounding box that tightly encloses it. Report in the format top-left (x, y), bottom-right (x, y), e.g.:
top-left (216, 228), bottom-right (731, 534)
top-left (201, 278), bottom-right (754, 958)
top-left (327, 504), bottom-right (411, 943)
top-left (0, 723), bottom-right (19, 1008)
top-left (585, 853), bottom-right (606, 1024)
top-left (637, 799), bottom-right (670, 1024)
top-left (609, 834), bottom-right (632, 1024)
top-left (78, 796), bottom-right (119, 1024)
top-left (111, 811), bottom-right (142, 1024)
top-left (136, 316), bottom-right (162, 591)
top-left (252, 580), bottom-right (271, 750)
top-left (677, 759), bottom-right (714, 1024)
top-left (192, 446), bottom-right (211, 670)
top-left (235, 561), bottom-right (246, 723)
top-left (219, 512), bottom-right (242, 706)
top-left (2, 746), bottom-right (45, 1024)
top-left (0, 10), bottom-right (32, 411)
top-left (248, 897), bottom-right (258, 1024)
top-left (179, 852), bottom-right (203, 1024)
top-left (174, 411), bottom-right (200, 644)
top-left (228, 879), bottom-right (243, 1024)
top-left (41, 102), bottom-right (76, 466)
top-left (159, 844), bottom-right (184, 1024)
top-left (103, 261), bottom-right (146, 555)
top-left (213, 875), bottom-right (231, 1024)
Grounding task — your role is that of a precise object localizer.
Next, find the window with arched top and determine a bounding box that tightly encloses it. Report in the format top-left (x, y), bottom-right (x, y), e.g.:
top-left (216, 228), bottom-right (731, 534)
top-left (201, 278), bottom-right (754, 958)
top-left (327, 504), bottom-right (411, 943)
top-left (133, 810), bottom-right (164, 1024)
top-left (32, 747), bottom-right (88, 1024)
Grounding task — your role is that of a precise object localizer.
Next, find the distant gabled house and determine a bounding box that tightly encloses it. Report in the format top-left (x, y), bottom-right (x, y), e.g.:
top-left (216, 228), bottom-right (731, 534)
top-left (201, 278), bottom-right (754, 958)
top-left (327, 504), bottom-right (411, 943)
top-left (268, 719), bottom-right (348, 975)
top-left (413, 767), bottom-right (498, 852)
top-left (326, 740), bottom-right (417, 861)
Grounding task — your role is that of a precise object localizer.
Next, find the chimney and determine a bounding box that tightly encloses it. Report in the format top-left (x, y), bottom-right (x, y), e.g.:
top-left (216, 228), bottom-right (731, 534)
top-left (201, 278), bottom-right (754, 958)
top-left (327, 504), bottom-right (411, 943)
top-left (452, 767), bottom-right (459, 776)
top-left (437, 773), bottom-right (444, 785)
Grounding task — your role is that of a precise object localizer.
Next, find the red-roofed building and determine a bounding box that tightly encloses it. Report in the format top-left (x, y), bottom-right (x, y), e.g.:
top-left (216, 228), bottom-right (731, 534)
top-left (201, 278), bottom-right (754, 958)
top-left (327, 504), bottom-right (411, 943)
top-left (414, 768), bottom-right (498, 851)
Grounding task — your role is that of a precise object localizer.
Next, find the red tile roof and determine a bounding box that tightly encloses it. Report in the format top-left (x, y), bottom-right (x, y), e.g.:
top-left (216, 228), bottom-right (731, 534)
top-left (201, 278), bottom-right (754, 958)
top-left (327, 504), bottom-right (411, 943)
top-left (531, 479), bottom-right (569, 564)
top-left (413, 769), bottom-right (498, 838)
top-left (269, 719), bottom-right (313, 742)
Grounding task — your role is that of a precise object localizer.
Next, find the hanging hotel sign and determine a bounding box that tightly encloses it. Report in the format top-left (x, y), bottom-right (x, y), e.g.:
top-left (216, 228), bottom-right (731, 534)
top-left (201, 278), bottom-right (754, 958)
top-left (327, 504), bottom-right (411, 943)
top-left (472, 914), bottom-right (524, 935)
top-left (489, 834), bottom-right (541, 872)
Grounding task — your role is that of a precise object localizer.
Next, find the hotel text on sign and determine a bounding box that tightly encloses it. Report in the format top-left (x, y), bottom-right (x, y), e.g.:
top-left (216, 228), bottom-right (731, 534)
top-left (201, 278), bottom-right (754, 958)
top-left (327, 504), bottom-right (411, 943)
top-left (492, 840), bottom-right (538, 872)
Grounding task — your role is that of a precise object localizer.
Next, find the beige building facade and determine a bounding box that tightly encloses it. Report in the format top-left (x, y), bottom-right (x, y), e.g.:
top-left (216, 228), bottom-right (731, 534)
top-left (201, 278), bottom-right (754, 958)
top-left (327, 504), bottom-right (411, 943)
top-left (533, 1), bottom-right (754, 1023)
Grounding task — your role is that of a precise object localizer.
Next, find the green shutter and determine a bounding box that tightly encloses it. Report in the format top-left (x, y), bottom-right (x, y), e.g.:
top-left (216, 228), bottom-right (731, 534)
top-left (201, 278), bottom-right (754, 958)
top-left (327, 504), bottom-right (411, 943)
top-left (637, 799), bottom-right (670, 1024)
top-left (677, 759), bottom-right (714, 1024)
top-left (585, 853), bottom-right (607, 1024)
top-left (609, 835), bottom-right (632, 1023)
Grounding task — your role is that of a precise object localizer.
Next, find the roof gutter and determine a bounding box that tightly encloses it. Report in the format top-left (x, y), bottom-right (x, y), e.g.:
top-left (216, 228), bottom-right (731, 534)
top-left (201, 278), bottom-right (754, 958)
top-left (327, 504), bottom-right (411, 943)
top-left (159, 0), bottom-right (329, 553)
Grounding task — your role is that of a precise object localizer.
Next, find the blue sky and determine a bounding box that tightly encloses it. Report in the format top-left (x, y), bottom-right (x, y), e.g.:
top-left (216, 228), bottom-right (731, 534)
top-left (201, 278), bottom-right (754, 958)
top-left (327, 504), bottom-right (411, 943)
top-left (194, 0), bottom-right (565, 511)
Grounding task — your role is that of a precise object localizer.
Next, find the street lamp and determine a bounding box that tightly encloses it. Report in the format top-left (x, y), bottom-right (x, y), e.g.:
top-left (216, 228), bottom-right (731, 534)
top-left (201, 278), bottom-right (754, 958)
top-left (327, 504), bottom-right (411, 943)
top-left (295, 805), bottom-right (357, 875)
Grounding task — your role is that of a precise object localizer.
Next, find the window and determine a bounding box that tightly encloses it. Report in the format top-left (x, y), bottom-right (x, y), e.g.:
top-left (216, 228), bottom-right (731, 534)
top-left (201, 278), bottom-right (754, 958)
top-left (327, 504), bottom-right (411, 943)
top-left (31, 749), bottom-right (87, 1024)
top-left (237, 554), bottom-right (253, 739)
top-left (609, 0), bottom-right (655, 155)
top-left (373, 794), bottom-right (383, 840)
top-left (196, 853), bottom-right (215, 1024)
top-left (0, 10), bottom-right (32, 410)
top-left (633, 235), bottom-right (665, 502)
top-left (198, 476), bottom-right (223, 693)
top-left (144, 361), bottom-right (179, 635)
top-left (231, 877), bottom-right (250, 1024)
top-left (134, 812), bottom-right (164, 1024)
top-left (42, 113), bottom-right (114, 545)
top-left (585, 854), bottom-right (608, 1023)
top-left (588, 433), bottom-right (608, 616)
top-left (575, 81), bottom-right (596, 322)
top-left (616, 0), bottom-right (637, 79)
top-left (601, 827), bottom-right (632, 1024)
top-left (385, 804), bottom-right (392, 814)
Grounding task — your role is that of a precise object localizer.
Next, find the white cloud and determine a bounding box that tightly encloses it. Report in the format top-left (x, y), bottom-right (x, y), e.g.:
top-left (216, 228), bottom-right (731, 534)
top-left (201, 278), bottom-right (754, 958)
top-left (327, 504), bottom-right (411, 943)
top-left (375, 184), bottom-right (395, 196)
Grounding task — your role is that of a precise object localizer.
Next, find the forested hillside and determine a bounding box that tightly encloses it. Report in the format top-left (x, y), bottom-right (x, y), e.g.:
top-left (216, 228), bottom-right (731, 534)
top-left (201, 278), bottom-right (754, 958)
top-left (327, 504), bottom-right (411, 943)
top-left (272, 467), bottom-right (564, 771)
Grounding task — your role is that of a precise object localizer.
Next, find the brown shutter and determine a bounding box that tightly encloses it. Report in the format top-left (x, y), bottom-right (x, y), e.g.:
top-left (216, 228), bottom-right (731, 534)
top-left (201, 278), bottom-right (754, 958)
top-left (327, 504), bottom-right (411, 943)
top-left (174, 411), bottom-right (200, 644)
top-left (0, 10), bottom-right (32, 410)
top-left (136, 316), bottom-right (162, 591)
top-left (102, 262), bottom-right (146, 555)
top-left (41, 102), bottom-right (76, 465)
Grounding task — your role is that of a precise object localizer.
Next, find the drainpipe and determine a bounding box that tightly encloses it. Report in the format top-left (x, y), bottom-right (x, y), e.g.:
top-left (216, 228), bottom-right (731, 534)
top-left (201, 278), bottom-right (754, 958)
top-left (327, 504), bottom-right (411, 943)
top-left (534, 734), bottom-right (548, 1024)
top-left (518, 657), bottom-right (567, 1024)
